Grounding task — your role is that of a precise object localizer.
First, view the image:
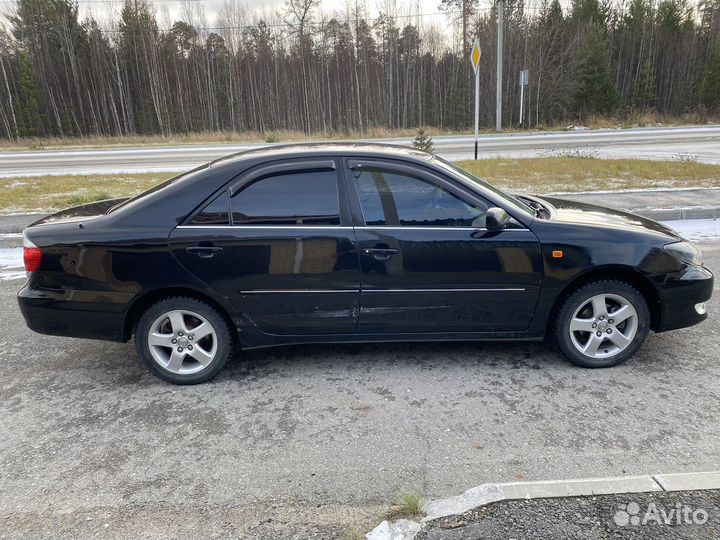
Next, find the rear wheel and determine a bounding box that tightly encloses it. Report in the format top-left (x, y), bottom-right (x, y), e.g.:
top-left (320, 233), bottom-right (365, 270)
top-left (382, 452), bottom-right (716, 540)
top-left (135, 297), bottom-right (234, 384)
top-left (554, 280), bottom-right (650, 368)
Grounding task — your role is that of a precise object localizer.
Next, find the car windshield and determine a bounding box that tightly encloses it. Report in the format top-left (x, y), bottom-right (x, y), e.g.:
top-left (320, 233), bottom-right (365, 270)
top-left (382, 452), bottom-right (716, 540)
top-left (431, 156), bottom-right (535, 218)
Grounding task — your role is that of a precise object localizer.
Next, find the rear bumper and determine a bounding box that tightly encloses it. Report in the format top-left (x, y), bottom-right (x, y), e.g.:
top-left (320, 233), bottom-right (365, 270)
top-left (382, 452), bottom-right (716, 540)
top-left (656, 265), bottom-right (714, 332)
top-left (17, 284), bottom-right (134, 342)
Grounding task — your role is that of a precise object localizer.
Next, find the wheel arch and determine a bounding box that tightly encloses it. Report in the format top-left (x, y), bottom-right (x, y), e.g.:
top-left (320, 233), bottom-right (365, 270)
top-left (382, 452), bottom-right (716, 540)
top-left (122, 286), bottom-right (237, 342)
top-left (547, 265), bottom-right (662, 335)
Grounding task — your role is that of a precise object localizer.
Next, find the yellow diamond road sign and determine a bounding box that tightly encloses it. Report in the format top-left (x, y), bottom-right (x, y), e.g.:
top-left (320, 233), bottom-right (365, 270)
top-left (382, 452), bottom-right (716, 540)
top-left (471, 38), bottom-right (481, 74)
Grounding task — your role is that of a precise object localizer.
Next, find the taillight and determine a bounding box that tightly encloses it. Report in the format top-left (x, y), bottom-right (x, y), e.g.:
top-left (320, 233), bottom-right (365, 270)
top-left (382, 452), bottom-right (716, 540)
top-left (23, 234), bottom-right (42, 273)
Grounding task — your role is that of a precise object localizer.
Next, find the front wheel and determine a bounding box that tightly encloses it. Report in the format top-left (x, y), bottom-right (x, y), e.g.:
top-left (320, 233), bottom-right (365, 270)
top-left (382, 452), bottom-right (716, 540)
top-left (554, 280), bottom-right (650, 368)
top-left (135, 297), bottom-right (235, 384)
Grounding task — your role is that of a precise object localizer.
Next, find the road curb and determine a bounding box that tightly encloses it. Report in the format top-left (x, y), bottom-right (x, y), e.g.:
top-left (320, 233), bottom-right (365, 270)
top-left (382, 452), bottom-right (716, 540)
top-left (639, 207), bottom-right (720, 221)
top-left (366, 471), bottom-right (720, 540)
top-left (654, 471), bottom-right (720, 491)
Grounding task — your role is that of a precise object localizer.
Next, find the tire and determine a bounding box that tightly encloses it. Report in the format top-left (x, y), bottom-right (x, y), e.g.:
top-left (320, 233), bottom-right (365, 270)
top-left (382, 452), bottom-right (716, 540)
top-left (553, 280), bottom-right (650, 368)
top-left (135, 296), bottom-right (235, 384)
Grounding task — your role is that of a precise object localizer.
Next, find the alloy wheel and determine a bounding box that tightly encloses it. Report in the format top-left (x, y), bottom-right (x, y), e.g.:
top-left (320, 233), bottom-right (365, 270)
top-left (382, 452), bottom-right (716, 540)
top-left (147, 309), bottom-right (218, 374)
top-left (568, 293), bottom-right (639, 359)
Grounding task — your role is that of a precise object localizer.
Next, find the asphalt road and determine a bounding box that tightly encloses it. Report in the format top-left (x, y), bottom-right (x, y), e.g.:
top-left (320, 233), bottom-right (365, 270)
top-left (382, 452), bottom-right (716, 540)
top-left (1, 126), bottom-right (720, 178)
top-left (1, 243), bottom-right (719, 539)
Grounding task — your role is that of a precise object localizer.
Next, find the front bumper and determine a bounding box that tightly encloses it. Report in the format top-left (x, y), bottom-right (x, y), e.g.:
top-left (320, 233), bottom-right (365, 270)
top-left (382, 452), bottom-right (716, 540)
top-left (656, 265), bottom-right (714, 332)
top-left (17, 284), bottom-right (134, 342)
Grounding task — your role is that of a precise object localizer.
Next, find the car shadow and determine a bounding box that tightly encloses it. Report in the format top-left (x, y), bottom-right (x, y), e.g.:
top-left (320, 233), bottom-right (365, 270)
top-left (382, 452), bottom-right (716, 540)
top-left (217, 339), bottom-right (565, 381)
top-left (65, 339), bottom-right (559, 388)
top-left (62, 331), bottom-right (684, 388)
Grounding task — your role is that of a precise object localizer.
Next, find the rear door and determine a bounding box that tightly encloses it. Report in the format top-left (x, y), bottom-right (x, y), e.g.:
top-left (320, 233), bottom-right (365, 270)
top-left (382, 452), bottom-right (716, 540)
top-left (170, 158), bottom-right (360, 336)
top-left (343, 158), bottom-right (543, 334)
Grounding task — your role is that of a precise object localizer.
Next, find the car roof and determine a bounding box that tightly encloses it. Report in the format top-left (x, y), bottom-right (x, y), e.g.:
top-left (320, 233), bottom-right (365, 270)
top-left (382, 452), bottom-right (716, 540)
top-left (208, 142), bottom-right (433, 169)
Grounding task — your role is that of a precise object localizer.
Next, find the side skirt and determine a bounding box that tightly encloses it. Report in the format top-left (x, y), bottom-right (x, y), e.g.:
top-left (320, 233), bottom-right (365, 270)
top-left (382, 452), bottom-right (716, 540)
top-left (236, 331), bottom-right (545, 351)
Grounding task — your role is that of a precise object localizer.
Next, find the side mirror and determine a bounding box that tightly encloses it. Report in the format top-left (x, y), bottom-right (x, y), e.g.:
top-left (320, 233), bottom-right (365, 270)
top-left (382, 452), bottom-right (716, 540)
top-left (486, 207), bottom-right (510, 231)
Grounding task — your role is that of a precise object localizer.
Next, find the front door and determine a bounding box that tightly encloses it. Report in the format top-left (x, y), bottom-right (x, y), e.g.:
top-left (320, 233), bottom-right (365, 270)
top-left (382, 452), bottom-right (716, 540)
top-left (344, 159), bottom-right (543, 334)
top-left (170, 159), bottom-right (360, 336)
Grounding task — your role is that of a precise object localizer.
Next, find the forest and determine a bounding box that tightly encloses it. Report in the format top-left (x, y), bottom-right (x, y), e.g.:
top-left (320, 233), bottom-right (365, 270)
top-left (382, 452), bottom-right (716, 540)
top-left (0, 0), bottom-right (719, 140)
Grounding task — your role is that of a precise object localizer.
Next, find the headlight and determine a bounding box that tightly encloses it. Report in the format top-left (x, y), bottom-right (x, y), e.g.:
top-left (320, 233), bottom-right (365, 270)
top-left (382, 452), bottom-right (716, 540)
top-left (663, 241), bottom-right (703, 266)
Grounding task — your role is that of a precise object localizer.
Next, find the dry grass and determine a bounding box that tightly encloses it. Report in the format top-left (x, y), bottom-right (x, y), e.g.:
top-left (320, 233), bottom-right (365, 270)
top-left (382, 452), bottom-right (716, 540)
top-left (458, 157), bottom-right (720, 193)
top-left (385, 492), bottom-right (423, 520)
top-left (3, 157), bottom-right (720, 213)
top-left (1, 173), bottom-right (170, 213)
top-left (580, 110), bottom-right (718, 130)
top-left (0, 127), bottom-right (469, 151)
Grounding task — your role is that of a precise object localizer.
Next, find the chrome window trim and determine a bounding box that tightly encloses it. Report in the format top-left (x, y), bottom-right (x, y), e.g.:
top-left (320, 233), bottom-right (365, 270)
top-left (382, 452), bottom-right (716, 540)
top-left (176, 225), bottom-right (355, 230)
top-left (354, 226), bottom-right (529, 232)
top-left (175, 225), bottom-right (528, 232)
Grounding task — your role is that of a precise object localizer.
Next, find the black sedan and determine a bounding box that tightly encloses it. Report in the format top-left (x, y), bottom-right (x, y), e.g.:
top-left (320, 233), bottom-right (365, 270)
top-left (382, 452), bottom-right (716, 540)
top-left (18, 144), bottom-right (713, 384)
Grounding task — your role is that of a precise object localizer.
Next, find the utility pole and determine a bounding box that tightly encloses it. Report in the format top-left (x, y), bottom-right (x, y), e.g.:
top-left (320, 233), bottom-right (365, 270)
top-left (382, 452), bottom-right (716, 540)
top-left (495, 0), bottom-right (504, 132)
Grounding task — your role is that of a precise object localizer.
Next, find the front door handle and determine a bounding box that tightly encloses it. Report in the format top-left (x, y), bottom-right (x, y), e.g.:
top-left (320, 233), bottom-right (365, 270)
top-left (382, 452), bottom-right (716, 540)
top-left (362, 248), bottom-right (399, 261)
top-left (186, 246), bottom-right (223, 259)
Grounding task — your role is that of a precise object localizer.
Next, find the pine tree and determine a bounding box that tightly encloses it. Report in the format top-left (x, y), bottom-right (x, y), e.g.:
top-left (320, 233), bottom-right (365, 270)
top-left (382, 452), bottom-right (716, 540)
top-left (631, 60), bottom-right (657, 110)
top-left (14, 52), bottom-right (41, 137)
top-left (700, 42), bottom-right (720, 111)
top-left (572, 22), bottom-right (621, 118)
top-left (412, 127), bottom-right (435, 153)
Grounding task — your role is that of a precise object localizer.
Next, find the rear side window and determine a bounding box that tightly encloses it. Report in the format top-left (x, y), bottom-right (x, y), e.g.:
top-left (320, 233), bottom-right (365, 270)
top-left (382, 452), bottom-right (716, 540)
top-left (231, 170), bottom-right (340, 226)
top-left (191, 192), bottom-right (230, 225)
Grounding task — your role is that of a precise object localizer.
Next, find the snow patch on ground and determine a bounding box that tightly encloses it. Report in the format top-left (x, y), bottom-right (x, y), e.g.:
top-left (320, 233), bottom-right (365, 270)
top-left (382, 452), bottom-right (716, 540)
top-left (550, 186), bottom-right (720, 196)
top-left (5, 181), bottom-right (28, 188)
top-left (0, 247), bottom-right (24, 281)
top-left (661, 219), bottom-right (720, 242)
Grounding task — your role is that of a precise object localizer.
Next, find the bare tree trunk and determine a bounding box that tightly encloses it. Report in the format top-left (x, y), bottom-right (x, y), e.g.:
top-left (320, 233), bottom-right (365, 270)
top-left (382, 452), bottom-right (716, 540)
top-left (0, 54), bottom-right (18, 140)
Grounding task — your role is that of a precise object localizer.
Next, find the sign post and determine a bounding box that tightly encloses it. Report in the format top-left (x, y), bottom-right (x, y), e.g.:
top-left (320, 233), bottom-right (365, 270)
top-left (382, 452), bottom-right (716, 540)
top-left (519, 69), bottom-right (529, 127)
top-left (496, 0), bottom-right (504, 132)
top-left (471, 38), bottom-right (481, 160)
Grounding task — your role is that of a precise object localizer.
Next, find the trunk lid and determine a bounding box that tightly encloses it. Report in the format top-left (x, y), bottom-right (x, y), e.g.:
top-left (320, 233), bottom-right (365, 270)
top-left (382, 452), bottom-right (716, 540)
top-left (29, 198), bottom-right (129, 227)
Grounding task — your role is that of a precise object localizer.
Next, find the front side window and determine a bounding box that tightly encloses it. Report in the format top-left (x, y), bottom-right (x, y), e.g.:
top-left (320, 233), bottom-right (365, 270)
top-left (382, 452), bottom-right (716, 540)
top-left (432, 156), bottom-right (535, 218)
top-left (354, 168), bottom-right (487, 227)
top-left (231, 169), bottom-right (341, 226)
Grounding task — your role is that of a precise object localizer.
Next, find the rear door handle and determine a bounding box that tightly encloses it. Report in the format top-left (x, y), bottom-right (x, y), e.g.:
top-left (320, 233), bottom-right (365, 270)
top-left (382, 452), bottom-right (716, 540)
top-left (186, 246), bottom-right (223, 259)
top-left (362, 248), bottom-right (399, 261)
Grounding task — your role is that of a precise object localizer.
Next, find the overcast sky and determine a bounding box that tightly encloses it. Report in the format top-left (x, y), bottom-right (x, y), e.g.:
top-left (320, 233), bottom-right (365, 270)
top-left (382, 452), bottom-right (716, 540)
top-left (4, 0), bottom-right (694, 33)
top-left (0, 0), bottom-right (473, 31)
top-left (70, 0), bottom-right (449, 26)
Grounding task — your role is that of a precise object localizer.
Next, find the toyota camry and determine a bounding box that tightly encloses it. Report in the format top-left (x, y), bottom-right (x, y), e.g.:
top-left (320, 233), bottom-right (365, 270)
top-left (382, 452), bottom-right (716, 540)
top-left (17, 144), bottom-right (713, 384)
